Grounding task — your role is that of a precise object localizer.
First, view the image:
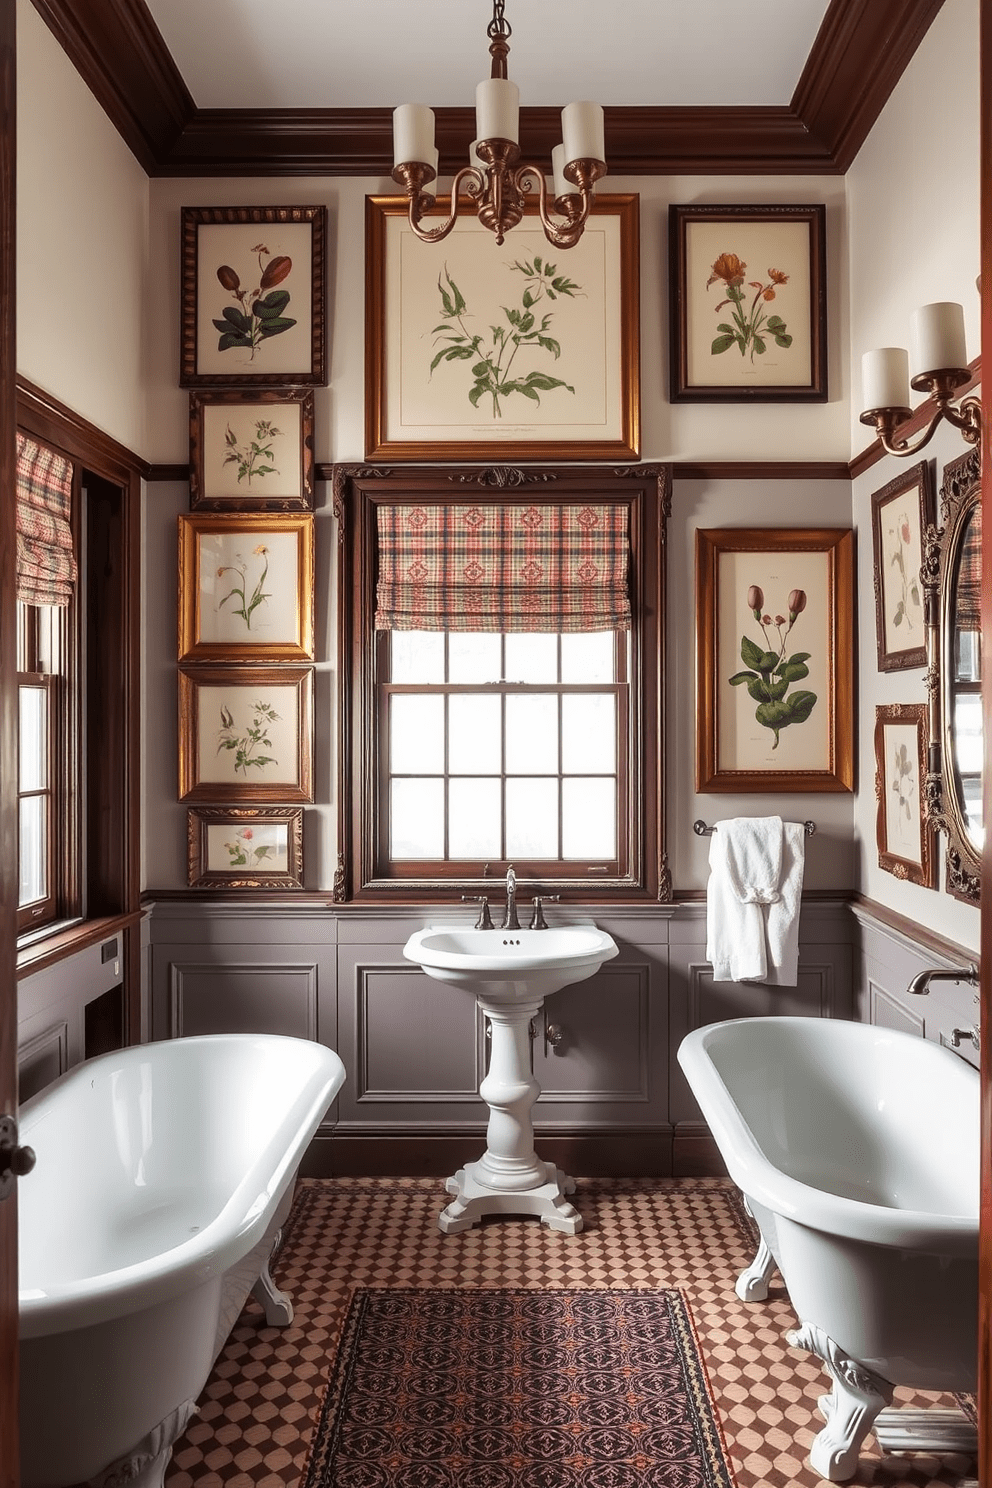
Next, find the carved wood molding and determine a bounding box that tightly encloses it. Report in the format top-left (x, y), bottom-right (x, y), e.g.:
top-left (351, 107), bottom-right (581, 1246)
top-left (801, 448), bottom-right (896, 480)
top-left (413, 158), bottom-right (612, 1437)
top-left (32, 0), bottom-right (945, 177)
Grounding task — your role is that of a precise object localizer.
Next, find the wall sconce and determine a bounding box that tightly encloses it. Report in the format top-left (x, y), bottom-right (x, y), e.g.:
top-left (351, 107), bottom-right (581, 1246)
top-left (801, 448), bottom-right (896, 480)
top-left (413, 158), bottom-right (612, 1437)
top-left (860, 301), bottom-right (981, 457)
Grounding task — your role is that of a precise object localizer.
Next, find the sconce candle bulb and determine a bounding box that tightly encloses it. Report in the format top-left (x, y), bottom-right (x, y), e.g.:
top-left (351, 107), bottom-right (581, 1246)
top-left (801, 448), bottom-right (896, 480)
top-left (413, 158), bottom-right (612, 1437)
top-left (859, 295), bottom-right (980, 458)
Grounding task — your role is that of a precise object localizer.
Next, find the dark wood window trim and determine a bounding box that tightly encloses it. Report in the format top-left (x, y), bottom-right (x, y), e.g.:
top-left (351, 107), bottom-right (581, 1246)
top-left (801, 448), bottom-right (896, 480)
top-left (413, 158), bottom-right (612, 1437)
top-left (333, 463), bottom-right (671, 906)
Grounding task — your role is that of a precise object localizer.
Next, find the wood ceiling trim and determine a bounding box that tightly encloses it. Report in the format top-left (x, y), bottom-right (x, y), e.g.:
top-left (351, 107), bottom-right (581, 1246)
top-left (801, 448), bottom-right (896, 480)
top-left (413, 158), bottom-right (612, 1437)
top-left (32, 0), bottom-right (945, 178)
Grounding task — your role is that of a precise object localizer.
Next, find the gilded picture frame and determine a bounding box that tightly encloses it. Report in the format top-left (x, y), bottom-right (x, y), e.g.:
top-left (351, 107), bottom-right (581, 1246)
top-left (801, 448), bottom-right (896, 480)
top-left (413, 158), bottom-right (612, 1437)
top-left (869, 460), bottom-right (934, 672)
top-left (178, 513), bottom-right (314, 662)
top-left (187, 805), bottom-right (304, 889)
top-left (178, 664), bottom-right (313, 803)
top-left (874, 703), bottom-right (935, 887)
top-left (669, 204), bottom-right (827, 403)
top-left (365, 193), bottom-right (640, 461)
top-left (695, 527), bottom-right (854, 792)
top-left (189, 389), bottom-right (315, 512)
top-left (180, 205), bottom-right (327, 387)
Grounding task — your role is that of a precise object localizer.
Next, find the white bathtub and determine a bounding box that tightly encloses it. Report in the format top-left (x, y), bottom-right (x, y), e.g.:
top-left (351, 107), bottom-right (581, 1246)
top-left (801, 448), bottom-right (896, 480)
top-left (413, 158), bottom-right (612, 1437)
top-left (678, 1016), bottom-right (979, 1482)
top-left (18, 1033), bottom-right (345, 1488)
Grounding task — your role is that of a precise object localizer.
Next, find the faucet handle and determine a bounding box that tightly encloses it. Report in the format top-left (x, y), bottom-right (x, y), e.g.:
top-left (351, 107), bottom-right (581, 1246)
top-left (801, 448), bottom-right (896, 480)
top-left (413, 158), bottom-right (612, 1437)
top-left (529, 895), bottom-right (559, 930)
top-left (461, 895), bottom-right (494, 930)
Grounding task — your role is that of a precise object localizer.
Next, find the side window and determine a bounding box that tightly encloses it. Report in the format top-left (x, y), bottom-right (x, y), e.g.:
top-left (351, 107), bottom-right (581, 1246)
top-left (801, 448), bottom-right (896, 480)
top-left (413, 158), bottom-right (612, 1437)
top-left (16, 603), bottom-right (58, 931)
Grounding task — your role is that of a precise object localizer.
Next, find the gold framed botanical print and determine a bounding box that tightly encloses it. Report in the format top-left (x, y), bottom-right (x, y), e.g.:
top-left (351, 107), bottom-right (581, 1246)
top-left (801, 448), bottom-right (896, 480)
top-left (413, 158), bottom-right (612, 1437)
top-left (178, 513), bottom-right (314, 662)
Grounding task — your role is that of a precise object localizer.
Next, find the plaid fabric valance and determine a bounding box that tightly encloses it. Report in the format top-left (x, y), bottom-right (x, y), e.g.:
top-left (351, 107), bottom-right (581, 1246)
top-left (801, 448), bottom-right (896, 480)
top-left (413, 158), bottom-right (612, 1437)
top-left (375, 502), bottom-right (631, 632)
top-left (956, 505), bottom-right (982, 632)
top-left (16, 434), bottom-right (77, 607)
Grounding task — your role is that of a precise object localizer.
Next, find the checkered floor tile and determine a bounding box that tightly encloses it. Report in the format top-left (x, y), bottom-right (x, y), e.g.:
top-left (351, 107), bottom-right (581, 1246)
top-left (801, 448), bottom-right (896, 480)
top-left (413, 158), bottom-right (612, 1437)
top-left (164, 1177), bottom-right (975, 1488)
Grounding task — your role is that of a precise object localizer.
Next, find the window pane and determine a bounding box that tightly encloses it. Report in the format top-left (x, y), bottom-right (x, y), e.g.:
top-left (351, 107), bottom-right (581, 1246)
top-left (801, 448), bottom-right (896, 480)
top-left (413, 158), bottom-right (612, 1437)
top-left (562, 695), bottom-right (615, 773)
top-left (506, 778), bottom-right (558, 857)
top-left (506, 695), bottom-right (558, 774)
top-left (391, 630), bottom-right (444, 684)
top-left (505, 632), bottom-right (557, 683)
top-left (449, 779), bottom-right (501, 858)
top-left (19, 795), bottom-right (46, 906)
top-left (562, 778), bottom-right (616, 859)
top-left (449, 694), bottom-right (501, 774)
top-left (391, 695), bottom-right (444, 773)
top-left (561, 631), bottom-right (615, 683)
top-left (391, 778), bottom-right (445, 858)
top-left (449, 632), bottom-right (501, 683)
top-left (19, 686), bottom-right (47, 792)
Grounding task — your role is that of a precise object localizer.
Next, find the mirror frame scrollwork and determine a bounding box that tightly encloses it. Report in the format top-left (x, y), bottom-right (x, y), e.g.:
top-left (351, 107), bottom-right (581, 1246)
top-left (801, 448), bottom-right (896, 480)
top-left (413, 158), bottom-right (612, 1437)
top-left (921, 444), bottom-right (982, 903)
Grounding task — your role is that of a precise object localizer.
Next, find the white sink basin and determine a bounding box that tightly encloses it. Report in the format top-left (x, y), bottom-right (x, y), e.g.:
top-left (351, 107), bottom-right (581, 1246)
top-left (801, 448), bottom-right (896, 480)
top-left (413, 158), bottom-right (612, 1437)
top-left (403, 924), bottom-right (619, 1000)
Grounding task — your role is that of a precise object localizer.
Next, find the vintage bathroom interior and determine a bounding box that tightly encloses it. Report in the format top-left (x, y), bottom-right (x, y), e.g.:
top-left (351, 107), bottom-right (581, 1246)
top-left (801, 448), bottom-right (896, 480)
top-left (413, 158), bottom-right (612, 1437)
top-left (4, 0), bottom-right (990, 1484)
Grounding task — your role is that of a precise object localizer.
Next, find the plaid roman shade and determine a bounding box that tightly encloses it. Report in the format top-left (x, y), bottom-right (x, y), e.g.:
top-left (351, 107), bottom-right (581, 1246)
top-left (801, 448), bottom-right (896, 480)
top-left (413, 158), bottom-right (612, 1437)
top-left (16, 434), bottom-right (77, 606)
top-left (956, 505), bottom-right (982, 631)
top-left (375, 503), bottom-right (631, 632)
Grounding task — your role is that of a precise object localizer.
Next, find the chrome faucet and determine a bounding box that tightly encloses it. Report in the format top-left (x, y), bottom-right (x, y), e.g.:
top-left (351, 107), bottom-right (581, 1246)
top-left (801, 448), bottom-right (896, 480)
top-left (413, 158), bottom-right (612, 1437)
top-left (906, 962), bottom-right (979, 995)
top-left (500, 865), bottom-right (520, 931)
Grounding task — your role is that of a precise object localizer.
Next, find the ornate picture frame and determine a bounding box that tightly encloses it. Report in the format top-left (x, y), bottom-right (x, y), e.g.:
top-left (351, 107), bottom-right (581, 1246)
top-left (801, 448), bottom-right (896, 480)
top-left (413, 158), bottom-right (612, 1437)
top-left (695, 527), bottom-right (854, 792)
top-left (870, 460), bottom-right (934, 672)
top-left (365, 193), bottom-right (640, 461)
top-left (874, 703), bottom-right (935, 887)
top-left (178, 664), bottom-right (313, 803)
top-left (178, 512), bottom-right (314, 662)
top-left (189, 389), bottom-right (315, 511)
top-left (187, 805), bottom-right (304, 889)
top-left (669, 203), bottom-right (827, 403)
top-left (180, 205), bottom-right (327, 387)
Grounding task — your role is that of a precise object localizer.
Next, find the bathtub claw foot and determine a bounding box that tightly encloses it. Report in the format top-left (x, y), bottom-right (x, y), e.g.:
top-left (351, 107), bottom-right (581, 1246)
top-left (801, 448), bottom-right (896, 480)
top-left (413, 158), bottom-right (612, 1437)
top-left (87, 1398), bottom-right (197, 1488)
top-left (251, 1259), bottom-right (294, 1326)
top-left (787, 1321), bottom-right (894, 1482)
top-left (735, 1233), bottom-right (776, 1302)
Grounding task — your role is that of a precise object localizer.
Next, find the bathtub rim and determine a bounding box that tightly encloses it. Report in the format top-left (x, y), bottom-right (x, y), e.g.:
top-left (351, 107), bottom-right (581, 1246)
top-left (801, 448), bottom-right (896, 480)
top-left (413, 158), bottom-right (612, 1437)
top-left (18, 1033), bottom-right (345, 1339)
top-left (677, 1015), bottom-right (978, 1254)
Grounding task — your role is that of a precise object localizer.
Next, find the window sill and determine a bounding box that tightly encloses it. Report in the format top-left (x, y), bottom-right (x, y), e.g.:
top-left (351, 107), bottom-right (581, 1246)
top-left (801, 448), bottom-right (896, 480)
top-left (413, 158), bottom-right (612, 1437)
top-left (17, 910), bottom-right (141, 980)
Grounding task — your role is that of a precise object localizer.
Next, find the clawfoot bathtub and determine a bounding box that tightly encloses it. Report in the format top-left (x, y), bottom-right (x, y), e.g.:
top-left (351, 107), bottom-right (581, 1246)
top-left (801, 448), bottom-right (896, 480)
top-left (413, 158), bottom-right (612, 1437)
top-left (678, 1016), bottom-right (978, 1482)
top-left (19, 1033), bottom-right (345, 1488)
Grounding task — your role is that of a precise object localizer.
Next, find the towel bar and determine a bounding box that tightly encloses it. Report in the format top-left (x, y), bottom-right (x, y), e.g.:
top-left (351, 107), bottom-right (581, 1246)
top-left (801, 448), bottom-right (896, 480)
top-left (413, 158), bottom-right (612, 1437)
top-left (693, 818), bottom-right (815, 837)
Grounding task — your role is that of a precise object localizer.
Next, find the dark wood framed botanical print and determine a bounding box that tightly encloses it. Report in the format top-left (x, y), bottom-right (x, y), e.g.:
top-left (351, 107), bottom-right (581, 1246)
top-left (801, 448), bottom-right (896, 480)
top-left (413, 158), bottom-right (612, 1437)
top-left (874, 703), bottom-right (935, 887)
top-left (695, 527), bottom-right (853, 792)
top-left (178, 512), bottom-right (314, 662)
top-left (189, 389), bottom-right (315, 511)
top-left (180, 205), bottom-right (327, 387)
top-left (870, 459), bottom-right (934, 671)
top-left (365, 193), bottom-right (640, 461)
top-left (187, 805), bottom-right (304, 889)
top-left (178, 664), bottom-right (313, 803)
top-left (669, 204), bottom-right (827, 403)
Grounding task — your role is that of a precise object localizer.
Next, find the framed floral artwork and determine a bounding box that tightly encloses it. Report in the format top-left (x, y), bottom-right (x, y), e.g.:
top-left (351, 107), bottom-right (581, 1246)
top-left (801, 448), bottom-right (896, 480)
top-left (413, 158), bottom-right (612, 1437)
top-left (365, 193), bottom-right (640, 461)
top-left (870, 460), bottom-right (934, 671)
top-left (874, 703), bottom-right (935, 887)
top-left (189, 389), bottom-right (314, 511)
top-left (180, 205), bottom-right (327, 387)
top-left (187, 806), bottom-right (304, 889)
top-left (669, 204), bottom-right (827, 402)
top-left (695, 527), bottom-right (854, 792)
top-left (178, 664), bottom-right (313, 803)
top-left (178, 513), bottom-right (314, 662)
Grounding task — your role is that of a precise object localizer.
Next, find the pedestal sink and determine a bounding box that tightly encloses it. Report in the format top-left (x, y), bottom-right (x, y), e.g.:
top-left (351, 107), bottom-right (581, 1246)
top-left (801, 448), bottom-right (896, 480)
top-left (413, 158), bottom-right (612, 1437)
top-left (403, 923), bottom-right (619, 1234)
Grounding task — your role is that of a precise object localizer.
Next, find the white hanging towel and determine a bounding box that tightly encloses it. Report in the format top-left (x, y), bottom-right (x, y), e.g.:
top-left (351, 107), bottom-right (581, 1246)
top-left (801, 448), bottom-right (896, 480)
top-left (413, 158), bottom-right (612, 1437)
top-left (705, 816), bottom-right (806, 985)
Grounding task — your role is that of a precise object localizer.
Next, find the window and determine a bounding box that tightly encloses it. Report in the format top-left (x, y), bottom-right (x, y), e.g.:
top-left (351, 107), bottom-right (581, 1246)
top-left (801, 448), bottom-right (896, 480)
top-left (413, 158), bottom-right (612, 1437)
top-left (17, 603), bottom-right (60, 931)
top-left (335, 465), bottom-right (670, 902)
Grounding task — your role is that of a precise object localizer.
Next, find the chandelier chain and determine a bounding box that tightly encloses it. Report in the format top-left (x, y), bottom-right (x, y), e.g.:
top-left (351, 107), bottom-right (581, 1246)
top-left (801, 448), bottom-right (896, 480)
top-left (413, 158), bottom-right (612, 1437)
top-left (487, 0), bottom-right (511, 41)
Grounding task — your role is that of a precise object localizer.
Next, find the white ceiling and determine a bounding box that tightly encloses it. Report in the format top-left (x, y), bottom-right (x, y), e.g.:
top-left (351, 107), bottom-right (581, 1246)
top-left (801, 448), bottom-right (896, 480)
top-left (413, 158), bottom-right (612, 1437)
top-left (142, 0), bottom-right (833, 111)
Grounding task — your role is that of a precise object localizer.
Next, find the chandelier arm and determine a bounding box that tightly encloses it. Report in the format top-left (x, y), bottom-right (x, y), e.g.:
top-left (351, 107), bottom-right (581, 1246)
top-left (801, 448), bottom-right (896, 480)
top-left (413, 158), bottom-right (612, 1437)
top-left (512, 163), bottom-right (591, 249)
top-left (405, 166), bottom-right (486, 246)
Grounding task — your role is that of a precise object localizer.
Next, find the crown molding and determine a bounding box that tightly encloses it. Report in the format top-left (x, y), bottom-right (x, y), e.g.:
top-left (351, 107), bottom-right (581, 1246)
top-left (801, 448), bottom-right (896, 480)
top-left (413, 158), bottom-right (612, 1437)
top-left (32, 0), bottom-right (945, 177)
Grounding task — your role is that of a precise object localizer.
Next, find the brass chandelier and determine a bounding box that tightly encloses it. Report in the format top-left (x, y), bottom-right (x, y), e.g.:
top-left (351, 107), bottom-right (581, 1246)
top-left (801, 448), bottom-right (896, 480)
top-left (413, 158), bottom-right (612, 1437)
top-left (391, 0), bottom-right (607, 249)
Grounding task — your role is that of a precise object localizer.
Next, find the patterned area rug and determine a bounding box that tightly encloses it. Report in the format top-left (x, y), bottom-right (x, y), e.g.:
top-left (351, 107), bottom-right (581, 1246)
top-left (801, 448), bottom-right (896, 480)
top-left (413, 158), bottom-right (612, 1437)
top-left (302, 1286), bottom-right (735, 1488)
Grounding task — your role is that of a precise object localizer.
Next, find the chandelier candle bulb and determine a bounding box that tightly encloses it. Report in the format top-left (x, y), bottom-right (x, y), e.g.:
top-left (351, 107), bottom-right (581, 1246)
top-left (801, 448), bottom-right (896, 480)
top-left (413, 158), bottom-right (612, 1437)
top-left (862, 347), bottom-right (911, 412)
top-left (476, 78), bottom-right (519, 143)
top-left (562, 101), bottom-right (605, 166)
top-left (393, 103), bottom-right (435, 168)
top-left (910, 301), bottom-right (967, 378)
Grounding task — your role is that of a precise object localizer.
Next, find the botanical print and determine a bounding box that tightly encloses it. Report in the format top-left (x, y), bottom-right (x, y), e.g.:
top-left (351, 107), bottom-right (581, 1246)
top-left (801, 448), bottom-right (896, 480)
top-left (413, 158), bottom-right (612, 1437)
top-left (729, 584), bottom-right (815, 749)
top-left (217, 699), bottom-right (280, 776)
top-left (201, 400), bottom-right (303, 503)
top-left (430, 256), bottom-right (581, 419)
top-left (215, 823), bottom-right (288, 871)
top-left (194, 681), bottom-right (301, 788)
top-left (706, 255), bottom-right (791, 363)
top-left (883, 721), bottom-right (923, 861)
top-left (196, 527), bottom-right (301, 647)
top-left (224, 418), bottom-right (282, 486)
top-left (214, 243), bottom-right (295, 361)
top-left (195, 221), bottom-right (314, 377)
top-left (880, 496), bottom-right (925, 651)
top-left (217, 544), bottom-right (271, 631)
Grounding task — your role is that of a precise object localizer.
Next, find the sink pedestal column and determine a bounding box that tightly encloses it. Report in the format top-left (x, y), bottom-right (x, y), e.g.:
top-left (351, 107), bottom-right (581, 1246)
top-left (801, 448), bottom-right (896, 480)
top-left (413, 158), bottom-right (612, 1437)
top-left (438, 994), bottom-right (582, 1235)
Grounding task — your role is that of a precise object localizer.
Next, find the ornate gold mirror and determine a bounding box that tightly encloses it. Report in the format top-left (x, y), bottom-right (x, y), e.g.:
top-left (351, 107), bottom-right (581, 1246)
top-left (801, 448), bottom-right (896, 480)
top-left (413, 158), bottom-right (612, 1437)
top-left (923, 446), bottom-right (982, 901)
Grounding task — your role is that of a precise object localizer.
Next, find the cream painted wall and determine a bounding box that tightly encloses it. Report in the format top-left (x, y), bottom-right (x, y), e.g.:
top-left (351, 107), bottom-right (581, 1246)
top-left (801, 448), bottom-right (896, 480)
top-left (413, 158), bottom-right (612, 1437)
top-left (847, 0), bottom-right (981, 952)
top-left (16, 0), bottom-right (149, 455)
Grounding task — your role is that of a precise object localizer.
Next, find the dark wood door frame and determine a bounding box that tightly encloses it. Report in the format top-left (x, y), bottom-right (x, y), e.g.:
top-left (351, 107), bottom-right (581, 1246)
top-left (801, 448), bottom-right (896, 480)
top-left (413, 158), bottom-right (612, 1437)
top-left (979, 5), bottom-right (992, 1481)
